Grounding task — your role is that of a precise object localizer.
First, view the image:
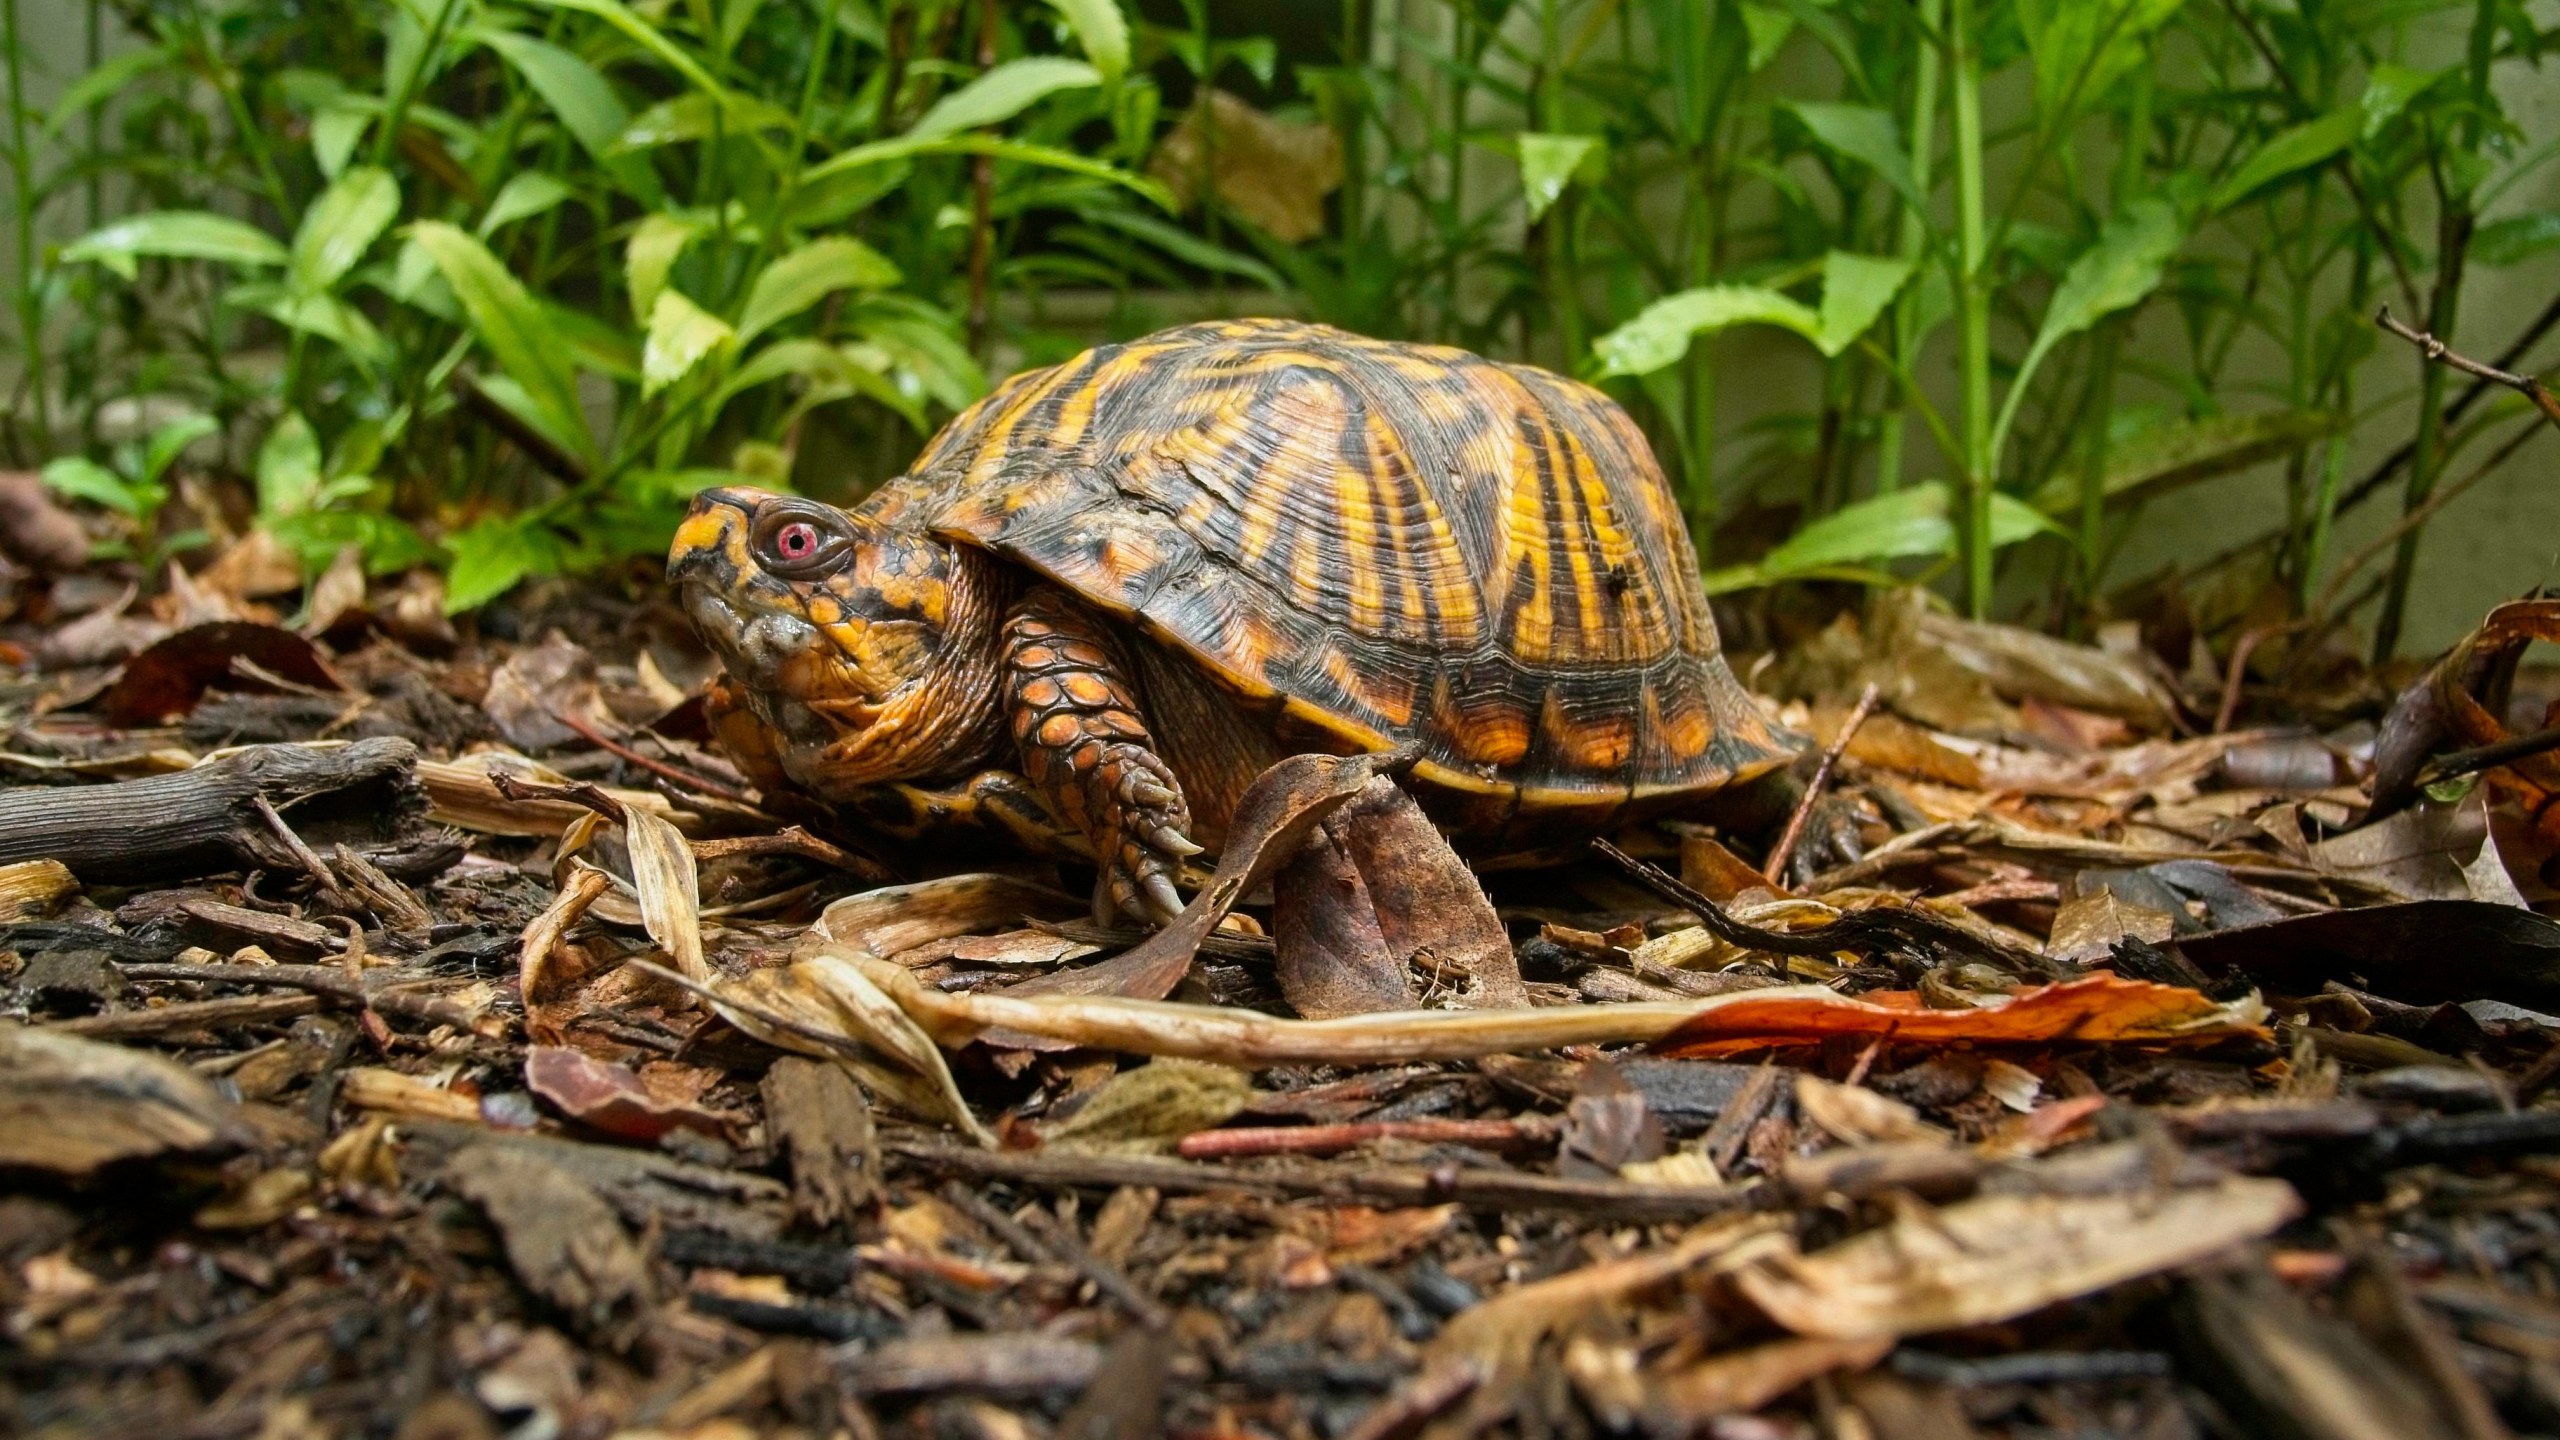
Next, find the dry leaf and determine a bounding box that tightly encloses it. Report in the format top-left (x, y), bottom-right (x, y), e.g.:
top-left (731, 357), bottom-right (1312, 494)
top-left (2045, 889), bottom-right (2177, 966)
top-left (810, 873), bottom-right (1082, 961)
top-left (1736, 1176), bottom-right (2301, 1339)
top-left (1039, 1058), bottom-right (1253, 1156)
top-left (1148, 90), bottom-right (1342, 242)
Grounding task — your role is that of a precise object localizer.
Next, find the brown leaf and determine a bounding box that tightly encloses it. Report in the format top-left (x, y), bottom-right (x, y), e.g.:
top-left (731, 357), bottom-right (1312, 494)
top-left (0, 471), bottom-right (91, 570)
top-left (1009, 748), bottom-right (1413, 1002)
top-left (1148, 90), bottom-right (1342, 242)
top-left (1322, 776), bottom-right (1526, 1008)
top-left (525, 1045), bottom-right (730, 1144)
top-left (1557, 1060), bottom-right (1665, 1178)
top-left (302, 544), bottom-right (368, 636)
top-left (195, 529), bottom-right (304, 601)
top-left (1273, 818), bottom-right (1414, 1018)
top-left (95, 621), bottom-right (344, 726)
top-left (2044, 888), bottom-right (2176, 967)
top-left (1038, 1057), bottom-right (1254, 1156)
top-left (1568, 1332), bottom-right (1893, 1428)
top-left (1656, 974), bottom-right (2268, 1056)
top-left (484, 634), bottom-right (618, 752)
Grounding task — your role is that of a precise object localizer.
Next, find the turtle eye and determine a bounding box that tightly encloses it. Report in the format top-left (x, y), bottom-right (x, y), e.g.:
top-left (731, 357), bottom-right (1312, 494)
top-left (751, 503), bottom-right (854, 578)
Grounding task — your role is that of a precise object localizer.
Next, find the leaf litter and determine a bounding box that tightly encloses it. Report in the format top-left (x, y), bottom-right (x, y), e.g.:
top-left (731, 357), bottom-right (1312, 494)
top-left (2, 571), bottom-right (2559, 1438)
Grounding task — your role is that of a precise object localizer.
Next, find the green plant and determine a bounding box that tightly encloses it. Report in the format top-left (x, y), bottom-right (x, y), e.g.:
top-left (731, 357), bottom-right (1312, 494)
top-left (39, 410), bottom-right (219, 573)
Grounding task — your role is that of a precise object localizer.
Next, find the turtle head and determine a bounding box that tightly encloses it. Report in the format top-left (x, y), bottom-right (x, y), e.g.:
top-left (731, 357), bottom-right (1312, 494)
top-left (668, 486), bottom-right (1005, 791)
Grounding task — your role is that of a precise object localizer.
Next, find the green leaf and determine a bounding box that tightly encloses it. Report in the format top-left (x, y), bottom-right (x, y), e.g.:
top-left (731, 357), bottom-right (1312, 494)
top-left (801, 134), bottom-right (1171, 209)
top-left (2361, 64), bottom-right (2444, 138)
top-left (523, 0), bottom-right (733, 102)
top-left (1784, 102), bottom-right (1921, 208)
top-left (1517, 132), bottom-right (1601, 223)
top-left (472, 24), bottom-right (662, 201)
top-left (911, 57), bottom-right (1103, 139)
top-left (1079, 207), bottom-right (1284, 288)
top-left (2015, 0), bottom-right (2183, 127)
top-left (1703, 482), bottom-right (2059, 593)
top-left (626, 213), bottom-right (703, 322)
top-left (443, 515), bottom-right (562, 612)
top-left (291, 166), bottom-right (400, 295)
top-left (1815, 251), bottom-right (1913, 357)
top-left (1588, 286), bottom-right (1820, 380)
top-left (1738, 3), bottom-right (1795, 71)
top-left (1993, 198), bottom-right (2184, 463)
top-left (41, 457), bottom-right (142, 516)
top-left (643, 288), bottom-right (736, 397)
top-left (480, 172), bottom-right (575, 236)
top-left (2210, 107), bottom-right (2360, 213)
top-left (2037, 198), bottom-right (2182, 348)
top-left (229, 284), bottom-right (395, 370)
top-left (44, 44), bottom-right (174, 136)
top-left (257, 411), bottom-right (326, 516)
top-left (1047, 0), bottom-right (1131, 79)
top-left (139, 413), bottom-right (221, 487)
top-left (62, 212), bottom-right (287, 280)
top-left (407, 221), bottom-right (598, 466)
top-left (736, 236), bottom-right (902, 344)
top-left (2475, 211), bottom-right (2560, 267)
top-left (2030, 408), bottom-right (2345, 513)
top-left (614, 91), bottom-right (796, 150)
top-left (312, 103), bottom-right (371, 179)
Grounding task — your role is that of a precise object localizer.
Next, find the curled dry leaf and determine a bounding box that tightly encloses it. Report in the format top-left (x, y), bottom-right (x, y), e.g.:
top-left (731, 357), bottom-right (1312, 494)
top-left (1010, 748), bottom-right (1414, 1003)
top-left (421, 754), bottom-right (682, 837)
top-left (1794, 1076), bottom-right (1950, 1147)
top-left (1320, 775), bottom-right (1526, 1008)
top-left (816, 953), bottom-right (2265, 1069)
top-left (525, 1045), bottom-right (731, 1144)
top-left (621, 804), bottom-right (706, 983)
top-left (1656, 974), bottom-right (2269, 1057)
top-left (483, 634), bottom-right (620, 752)
top-left (195, 529), bottom-right (303, 601)
top-left (1736, 1175), bottom-right (2302, 1340)
top-left (520, 864), bottom-right (611, 1031)
top-left (1273, 820), bottom-right (1413, 1018)
top-left (695, 950), bottom-right (997, 1147)
top-left (810, 872), bottom-right (1083, 961)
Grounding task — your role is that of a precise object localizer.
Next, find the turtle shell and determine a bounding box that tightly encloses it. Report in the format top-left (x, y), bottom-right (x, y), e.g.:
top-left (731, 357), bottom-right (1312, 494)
top-left (865, 318), bottom-right (1799, 832)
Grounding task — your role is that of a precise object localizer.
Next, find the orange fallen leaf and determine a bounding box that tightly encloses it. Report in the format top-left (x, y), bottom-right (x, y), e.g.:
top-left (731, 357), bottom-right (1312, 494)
top-left (1654, 974), bottom-right (2267, 1057)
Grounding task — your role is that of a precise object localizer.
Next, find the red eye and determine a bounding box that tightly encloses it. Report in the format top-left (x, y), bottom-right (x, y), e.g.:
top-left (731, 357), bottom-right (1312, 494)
top-left (775, 522), bottom-right (818, 560)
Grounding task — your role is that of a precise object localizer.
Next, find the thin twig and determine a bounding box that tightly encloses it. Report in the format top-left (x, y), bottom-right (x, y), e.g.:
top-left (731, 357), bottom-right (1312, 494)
top-left (489, 768), bottom-right (629, 826)
top-left (2334, 291), bottom-right (2560, 520)
top-left (2377, 306), bottom-right (2560, 431)
top-left (2214, 623), bottom-right (2289, 735)
top-left (1765, 683), bottom-right (1880, 884)
top-left (2417, 721), bottom-right (2560, 789)
top-left (117, 961), bottom-right (497, 1035)
top-left (2311, 414), bottom-right (2551, 621)
top-left (252, 793), bottom-right (348, 903)
top-left (549, 706), bottom-right (753, 804)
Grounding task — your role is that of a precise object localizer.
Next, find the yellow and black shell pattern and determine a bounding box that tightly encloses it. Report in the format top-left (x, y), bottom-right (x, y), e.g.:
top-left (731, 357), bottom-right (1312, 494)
top-left (873, 318), bottom-right (1801, 834)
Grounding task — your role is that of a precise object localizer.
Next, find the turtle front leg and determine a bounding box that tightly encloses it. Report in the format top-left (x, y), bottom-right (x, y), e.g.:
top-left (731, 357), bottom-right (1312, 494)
top-left (1001, 590), bottom-right (1201, 925)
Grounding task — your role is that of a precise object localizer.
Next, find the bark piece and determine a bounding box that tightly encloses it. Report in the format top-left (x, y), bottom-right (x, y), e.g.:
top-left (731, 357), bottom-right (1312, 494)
top-left (0, 1024), bottom-right (251, 1174)
top-left (844, 1332), bottom-right (1102, 1396)
top-left (759, 1057), bottom-right (878, 1226)
top-left (441, 1142), bottom-right (653, 1336)
top-left (2177, 1267), bottom-right (2468, 1440)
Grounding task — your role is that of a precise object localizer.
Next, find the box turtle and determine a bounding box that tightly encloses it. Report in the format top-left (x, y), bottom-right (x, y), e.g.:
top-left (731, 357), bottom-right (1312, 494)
top-left (669, 318), bottom-right (1801, 924)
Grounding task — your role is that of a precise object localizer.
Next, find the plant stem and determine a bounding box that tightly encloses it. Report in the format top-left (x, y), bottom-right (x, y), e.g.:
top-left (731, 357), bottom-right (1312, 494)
top-left (1949, 0), bottom-right (1993, 617)
top-left (1876, 0), bottom-right (1944, 497)
top-left (4, 0), bottom-right (52, 455)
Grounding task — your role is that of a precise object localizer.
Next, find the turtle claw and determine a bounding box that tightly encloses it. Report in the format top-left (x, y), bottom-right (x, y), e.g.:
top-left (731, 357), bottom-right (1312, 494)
top-left (1141, 872), bottom-right (1185, 924)
top-left (1150, 825), bottom-right (1205, 858)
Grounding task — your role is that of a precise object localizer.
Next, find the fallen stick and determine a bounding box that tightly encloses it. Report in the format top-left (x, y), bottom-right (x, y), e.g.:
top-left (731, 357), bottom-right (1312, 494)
top-left (1177, 1116), bottom-right (1557, 1160)
top-left (1765, 682), bottom-right (1881, 883)
top-left (116, 961), bottom-right (496, 1035)
top-left (0, 738), bottom-right (430, 885)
